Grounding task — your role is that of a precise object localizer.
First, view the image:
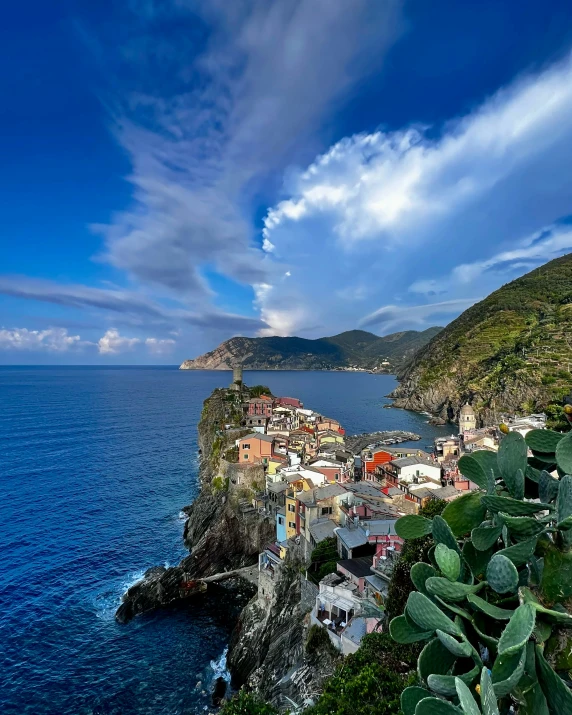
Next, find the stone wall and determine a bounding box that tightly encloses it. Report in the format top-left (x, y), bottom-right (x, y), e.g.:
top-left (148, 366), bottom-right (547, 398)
top-left (300, 577), bottom-right (319, 614)
top-left (219, 458), bottom-right (266, 492)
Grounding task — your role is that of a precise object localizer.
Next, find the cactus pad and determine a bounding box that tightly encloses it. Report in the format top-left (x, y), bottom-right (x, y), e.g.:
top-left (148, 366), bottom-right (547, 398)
top-left (471, 525), bottom-right (502, 551)
top-left (498, 603), bottom-right (535, 655)
top-left (555, 432), bottom-right (572, 474)
top-left (486, 553), bottom-right (518, 593)
top-left (407, 592), bottom-right (462, 635)
top-left (395, 514), bottom-right (434, 539)
top-left (435, 544), bottom-right (461, 581)
top-left (426, 577), bottom-right (485, 602)
top-left (525, 428), bottom-right (564, 453)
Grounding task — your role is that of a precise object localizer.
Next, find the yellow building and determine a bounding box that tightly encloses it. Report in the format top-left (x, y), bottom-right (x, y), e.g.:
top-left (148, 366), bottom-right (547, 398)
top-left (459, 403), bottom-right (476, 434)
top-left (285, 491), bottom-right (298, 539)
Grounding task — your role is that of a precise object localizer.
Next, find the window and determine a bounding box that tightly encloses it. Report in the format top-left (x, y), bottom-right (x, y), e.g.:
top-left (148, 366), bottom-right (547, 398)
top-left (288, 504), bottom-right (295, 512)
top-left (278, 516), bottom-right (284, 525)
top-left (288, 521), bottom-right (296, 529)
top-left (321, 506), bottom-right (333, 516)
top-left (242, 443), bottom-right (250, 450)
top-left (243, 454), bottom-right (249, 460)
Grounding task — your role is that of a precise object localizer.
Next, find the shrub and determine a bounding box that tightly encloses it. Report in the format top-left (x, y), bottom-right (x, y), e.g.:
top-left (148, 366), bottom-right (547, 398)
top-left (305, 624), bottom-right (338, 658)
top-left (390, 428), bottom-right (572, 714)
top-left (220, 690), bottom-right (277, 715)
top-left (249, 385), bottom-right (272, 397)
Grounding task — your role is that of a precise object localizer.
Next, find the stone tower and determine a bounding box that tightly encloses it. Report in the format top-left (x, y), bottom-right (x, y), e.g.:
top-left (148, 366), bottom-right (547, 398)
top-left (459, 403), bottom-right (476, 434)
top-left (231, 363), bottom-right (243, 390)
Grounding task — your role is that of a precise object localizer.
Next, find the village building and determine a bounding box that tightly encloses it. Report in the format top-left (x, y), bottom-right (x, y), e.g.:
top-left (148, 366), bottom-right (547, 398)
top-left (296, 484), bottom-right (348, 555)
top-left (362, 446), bottom-right (430, 479)
top-left (245, 416), bottom-right (268, 434)
top-left (379, 456), bottom-right (442, 486)
top-left (247, 395), bottom-right (273, 418)
top-left (459, 403), bottom-right (477, 434)
top-left (335, 518), bottom-right (402, 561)
top-left (237, 433), bottom-right (275, 464)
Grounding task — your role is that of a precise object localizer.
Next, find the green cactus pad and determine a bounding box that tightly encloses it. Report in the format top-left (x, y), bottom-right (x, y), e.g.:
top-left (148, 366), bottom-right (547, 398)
top-left (492, 645), bottom-right (526, 697)
top-left (497, 512), bottom-right (546, 541)
top-left (498, 603), bottom-right (535, 655)
top-left (407, 592), bottom-right (462, 635)
top-left (411, 562), bottom-right (439, 595)
top-left (471, 525), bottom-right (502, 551)
top-left (426, 577), bottom-right (485, 602)
top-left (498, 432), bottom-right (527, 498)
top-left (486, 553), bottom-right (519, 593)
top-left (555, 432), bottom-right (572, 474)
top-left (442, 492), bottom-right (487, 536)
top-left (458, 454), bottom-right (489, 490)
top-left (466, 594), bottom-right (514, 620)
top-left (433, 596), bottom-right (473, 621)
top-left (417, 637), bottom-right (458, 682)
top-left (390, 614), bottom-right (434, 643)
top-left (539, 470), bottom-right (560, 504)
top-left (525, 429), bottom-right (564, 453)
top-left (481, 495), bottom-right (552, 515)
top-left (395, 514), bottom-right (434, 539)
top-left (496, 536), bottom-right (538, 567)
top-left (541, 532), bottom-right (572, 603)
top-left (471, 449), bottom-right (500, 478)
top-left (435, 544), bottom-right (461, 582)
top-left (414, 698), bottom-right (463, 715)
top-left (455, 678), bottom-right (481, 715)
top-left (530, 601), bottom-right (572, 626)
top-left (462, 541), bottom-right (494, 579)
top-left (427, 665), bottom-right (480, 697)
top-left (479, 667), bottom-right (500, 715)
top-left (432, 515), bottom-right (461, 552)
top-left (557, 514), bottom-right (572, 530)
top-left (536, 643), bottom-right (572, 713)
top-left (400, 686), bottom-right (431, 715)
top-left (435, 629), bottom-right (473, 658)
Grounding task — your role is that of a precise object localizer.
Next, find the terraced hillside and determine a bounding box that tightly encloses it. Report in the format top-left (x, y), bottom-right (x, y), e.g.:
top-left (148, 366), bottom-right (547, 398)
top-left (391, 253), bottom-right (572, 426)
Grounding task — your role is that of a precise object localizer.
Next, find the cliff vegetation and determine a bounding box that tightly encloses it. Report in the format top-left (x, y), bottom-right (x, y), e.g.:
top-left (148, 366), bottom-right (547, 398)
top-left (392, 253), bottom-right (572, 425)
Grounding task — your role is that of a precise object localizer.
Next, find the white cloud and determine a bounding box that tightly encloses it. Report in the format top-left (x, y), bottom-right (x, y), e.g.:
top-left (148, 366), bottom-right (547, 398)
top-left (145, 337), bottom-right (176, 355)
top-left (0, 328), bottom-right (82, 352)
top-left (257, 53), bottom-right (572, 337)
top-left (358, 299), bottom-right (479, 333)
top-left (410, 224), bottom-right (572, 296)
top-left (98, 328), bottom-right (140, 354)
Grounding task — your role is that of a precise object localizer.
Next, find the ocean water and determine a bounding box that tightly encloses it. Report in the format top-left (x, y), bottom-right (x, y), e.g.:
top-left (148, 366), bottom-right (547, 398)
top-left (0, 367), bottom-right (450, 714)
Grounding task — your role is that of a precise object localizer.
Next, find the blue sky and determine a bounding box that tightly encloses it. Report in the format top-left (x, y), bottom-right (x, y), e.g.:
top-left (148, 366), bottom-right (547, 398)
top-left (2, 1), bottom-right (572, 364)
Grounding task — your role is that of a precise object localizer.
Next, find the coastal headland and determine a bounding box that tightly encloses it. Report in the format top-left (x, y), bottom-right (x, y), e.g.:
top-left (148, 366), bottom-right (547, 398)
top-left (115, 380), bottom-right (426, 707)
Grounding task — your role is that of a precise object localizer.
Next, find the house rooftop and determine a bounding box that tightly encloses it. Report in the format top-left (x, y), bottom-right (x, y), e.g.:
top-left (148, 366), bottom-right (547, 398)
top-left (390, 456), bottom-right (438, 469)
top-left (337, 556), bottom-right (373, 579)
top-left (267, 481), bottom-right (290, 493)
top-left (336, 526), bottom-right (368, 550)
top-left (342, 617), bottom-right (367, 646)
top-left (297, 483), bottom-right (347, 504)
top-left (240, 433), bottom-right (275, 443)
top-left (309, 518), bottom-right (338, 543)
top-left (346, 483), bottom-right (386, 498)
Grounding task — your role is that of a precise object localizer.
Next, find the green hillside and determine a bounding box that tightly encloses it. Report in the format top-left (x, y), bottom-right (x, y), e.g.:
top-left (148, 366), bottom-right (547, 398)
top-left (392, 253), bottom-right (572, 425)
top-left (180, 327), bottom-right (442, 372)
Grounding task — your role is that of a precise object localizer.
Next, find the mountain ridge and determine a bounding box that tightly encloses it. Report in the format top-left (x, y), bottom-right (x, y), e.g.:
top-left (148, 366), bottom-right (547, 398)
top-left (391, 252), bottom-right (572, 425)
top-left (179, 327), bottom-right (442, 372)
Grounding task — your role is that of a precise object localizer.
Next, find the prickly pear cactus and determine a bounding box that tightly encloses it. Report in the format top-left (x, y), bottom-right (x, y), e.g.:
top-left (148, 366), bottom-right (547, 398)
top-left (392, 427), bottom-right (572, 715)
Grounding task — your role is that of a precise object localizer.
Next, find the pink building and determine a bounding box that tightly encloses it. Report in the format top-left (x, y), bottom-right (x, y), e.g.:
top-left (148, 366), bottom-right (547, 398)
top-left (275, 396), bottom-right (303, 408)
top-left (247, 396), bottom-right (273, 418)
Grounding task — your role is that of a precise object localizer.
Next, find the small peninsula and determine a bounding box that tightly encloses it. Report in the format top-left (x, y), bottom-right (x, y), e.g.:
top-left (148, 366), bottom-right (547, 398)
top-left (179, 328), bottom-right (442, 373)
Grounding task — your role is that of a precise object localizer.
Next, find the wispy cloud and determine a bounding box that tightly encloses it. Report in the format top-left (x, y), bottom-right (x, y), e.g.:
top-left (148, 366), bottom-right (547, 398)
top-left (92, 1), bottom-right (401, 297)
top-left (0, 276), bottom-right (268, 334)
top-left (359, 299), bottom-right (479, 333)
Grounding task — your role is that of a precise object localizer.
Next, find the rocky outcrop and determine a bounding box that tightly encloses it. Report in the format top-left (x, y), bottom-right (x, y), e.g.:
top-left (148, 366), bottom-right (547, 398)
top-left (228, 563), bottom-right (337, 710)
top-left (116, 387), bottom-right (274, 623)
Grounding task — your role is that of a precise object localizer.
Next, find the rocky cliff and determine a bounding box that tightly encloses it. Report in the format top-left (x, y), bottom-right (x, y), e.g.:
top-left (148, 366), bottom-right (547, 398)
top-left (390, 254), bottom-right (572, 425)
top-left (228, 559), bottom-right (337, 710)
top-left (180, 328), bottom-right (442, 372)
top-left (116, 387), bottom-right (274, 623)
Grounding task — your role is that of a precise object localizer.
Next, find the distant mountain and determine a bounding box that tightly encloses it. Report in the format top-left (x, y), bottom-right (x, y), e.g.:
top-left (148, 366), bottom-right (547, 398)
top-left (391, 253), bottom-right (572, 424)
top-left (179, 327), bottom-right (443, 372)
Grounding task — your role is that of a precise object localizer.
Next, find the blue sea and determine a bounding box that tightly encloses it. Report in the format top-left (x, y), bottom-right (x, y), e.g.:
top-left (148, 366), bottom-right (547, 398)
top-left (0, 367), bottom-right (450, 714)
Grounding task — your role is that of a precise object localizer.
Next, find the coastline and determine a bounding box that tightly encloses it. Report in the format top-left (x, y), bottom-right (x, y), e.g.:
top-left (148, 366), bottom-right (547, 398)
top-left (116, 378), bottom-right (432, 709)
